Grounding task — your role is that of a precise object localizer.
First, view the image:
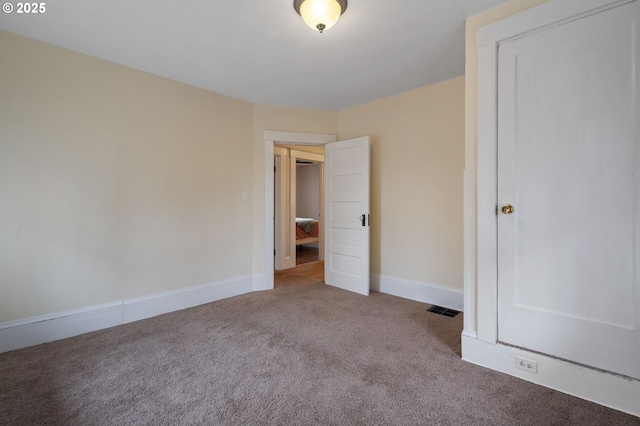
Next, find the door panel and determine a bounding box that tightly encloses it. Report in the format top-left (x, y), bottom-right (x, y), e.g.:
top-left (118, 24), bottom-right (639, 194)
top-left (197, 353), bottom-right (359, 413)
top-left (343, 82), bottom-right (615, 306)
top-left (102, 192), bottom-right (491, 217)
top-left (324, 137), bottom-right (370, 295)
top-left (497, 1), bottom-right (640, 379)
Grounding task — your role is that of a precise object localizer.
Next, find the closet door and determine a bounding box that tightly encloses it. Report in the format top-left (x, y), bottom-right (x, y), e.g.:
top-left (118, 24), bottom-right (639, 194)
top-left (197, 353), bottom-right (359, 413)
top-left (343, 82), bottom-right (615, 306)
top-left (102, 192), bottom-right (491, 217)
top-left (496, 1), bottom-right (640, 379)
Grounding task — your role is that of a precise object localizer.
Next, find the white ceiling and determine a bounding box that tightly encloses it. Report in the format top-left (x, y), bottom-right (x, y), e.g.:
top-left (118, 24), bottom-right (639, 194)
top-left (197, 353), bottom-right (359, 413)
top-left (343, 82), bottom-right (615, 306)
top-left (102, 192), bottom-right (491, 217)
top-left (0, 0), bottom-right (505, 111)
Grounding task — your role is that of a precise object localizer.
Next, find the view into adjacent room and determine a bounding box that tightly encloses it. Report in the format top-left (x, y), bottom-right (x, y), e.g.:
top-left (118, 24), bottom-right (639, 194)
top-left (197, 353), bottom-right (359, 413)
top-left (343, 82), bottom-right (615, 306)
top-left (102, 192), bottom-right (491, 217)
top-left (274, 144), bottom-right (325, 287)
top-left (295, 159), bottom-right (322, 265)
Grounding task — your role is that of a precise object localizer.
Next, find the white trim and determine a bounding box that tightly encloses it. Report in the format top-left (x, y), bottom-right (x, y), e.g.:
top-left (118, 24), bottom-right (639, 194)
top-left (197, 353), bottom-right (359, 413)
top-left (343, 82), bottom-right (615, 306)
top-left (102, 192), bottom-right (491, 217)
top-left (252, 274), bottom-right (269, 292)
top-left (274, 151), bottom-right (296, 270)
top-left (461, 329), bottom-right (478, 339)
top-left (0, 275), bottom-right (253, 353)
top-left (288, 155), bottom-right (297, 269)
top-left (476, 0), bottom-right (633, 47)
top-left (0, 303), bottom-right (122, 353)
top-left (122, 276), bottom-right (253, 323)
top-left (476, 41), bottom-right (498, 344)
top-left (264, 130), bottom-right (336, 290)
top-left (0, 301), bottom-right (122, 329)
top-left (264, 131), bottom-right (336, 145)
top-left (266, 140), bottom-right (275, 282)
top-left (462, 169), bottom-right (477, 336)
top-left (462, 335), bottom-right (640, 417)
top-left (371, 274), bottom-right (463, 311)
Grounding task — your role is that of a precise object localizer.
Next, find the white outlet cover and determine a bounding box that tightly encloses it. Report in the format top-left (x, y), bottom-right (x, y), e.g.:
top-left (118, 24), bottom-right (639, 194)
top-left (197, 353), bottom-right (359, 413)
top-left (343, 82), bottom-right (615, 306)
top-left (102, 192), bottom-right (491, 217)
top-left (515, 356), bottom-right (538, 374)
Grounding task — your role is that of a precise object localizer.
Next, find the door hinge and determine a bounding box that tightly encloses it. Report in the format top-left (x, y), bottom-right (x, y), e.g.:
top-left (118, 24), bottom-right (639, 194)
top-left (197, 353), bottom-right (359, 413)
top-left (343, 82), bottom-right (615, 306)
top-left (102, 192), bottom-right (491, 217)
top-left (274, 249), bottom-right (276, 255)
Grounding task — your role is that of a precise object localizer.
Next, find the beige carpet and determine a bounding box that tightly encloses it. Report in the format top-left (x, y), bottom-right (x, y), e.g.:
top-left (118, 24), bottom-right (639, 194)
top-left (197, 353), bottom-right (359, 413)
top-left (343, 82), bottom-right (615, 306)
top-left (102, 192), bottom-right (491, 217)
top-left (1, 261), bottom-right (638, 425)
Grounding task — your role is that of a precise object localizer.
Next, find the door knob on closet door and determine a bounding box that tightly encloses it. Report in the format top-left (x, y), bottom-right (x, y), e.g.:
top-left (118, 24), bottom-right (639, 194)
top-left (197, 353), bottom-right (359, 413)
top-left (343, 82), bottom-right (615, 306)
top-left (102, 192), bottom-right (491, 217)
top-left (501, 204), bottom-right (514, 215)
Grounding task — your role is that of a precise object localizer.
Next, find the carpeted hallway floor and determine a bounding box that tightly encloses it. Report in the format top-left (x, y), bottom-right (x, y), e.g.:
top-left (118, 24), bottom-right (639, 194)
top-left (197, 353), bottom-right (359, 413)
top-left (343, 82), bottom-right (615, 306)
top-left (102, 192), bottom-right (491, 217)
top-left (1, 261), bottom-right (638, 425)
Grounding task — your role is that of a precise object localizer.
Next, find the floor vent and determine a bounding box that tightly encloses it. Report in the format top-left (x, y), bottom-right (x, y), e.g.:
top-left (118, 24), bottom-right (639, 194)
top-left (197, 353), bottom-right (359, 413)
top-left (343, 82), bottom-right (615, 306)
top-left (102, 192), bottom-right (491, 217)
top-left (427, 306), bottom-right (460, 317)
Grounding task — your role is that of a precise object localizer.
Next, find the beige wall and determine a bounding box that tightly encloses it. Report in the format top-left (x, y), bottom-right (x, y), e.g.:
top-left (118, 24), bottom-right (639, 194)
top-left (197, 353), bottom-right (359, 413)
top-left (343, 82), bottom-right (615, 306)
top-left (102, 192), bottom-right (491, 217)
top-left (0, 31), bottom-right (254, 322)
top-left (1, 26), bottom-right (467, 323)
top-left (339, 77), bottom-right (465, 289)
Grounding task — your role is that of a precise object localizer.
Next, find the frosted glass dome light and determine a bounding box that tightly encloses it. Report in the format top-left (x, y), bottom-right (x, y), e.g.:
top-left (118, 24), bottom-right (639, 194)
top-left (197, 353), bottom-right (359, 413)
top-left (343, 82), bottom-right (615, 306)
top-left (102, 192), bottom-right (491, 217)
top-left (294, 0), bottom-right (348, 34)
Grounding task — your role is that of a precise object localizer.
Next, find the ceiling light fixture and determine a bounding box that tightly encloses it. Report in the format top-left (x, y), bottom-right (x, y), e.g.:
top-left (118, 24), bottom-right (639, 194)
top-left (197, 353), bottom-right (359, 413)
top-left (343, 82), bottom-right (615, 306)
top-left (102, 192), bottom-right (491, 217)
top-left (293, 0), bottom-right (348, 34)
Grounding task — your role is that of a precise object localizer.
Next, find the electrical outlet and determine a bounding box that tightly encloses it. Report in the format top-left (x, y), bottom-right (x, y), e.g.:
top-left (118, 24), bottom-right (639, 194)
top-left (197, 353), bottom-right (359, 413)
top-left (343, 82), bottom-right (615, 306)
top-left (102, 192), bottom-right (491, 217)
top-left (515, 356), bottom-right (538, 373)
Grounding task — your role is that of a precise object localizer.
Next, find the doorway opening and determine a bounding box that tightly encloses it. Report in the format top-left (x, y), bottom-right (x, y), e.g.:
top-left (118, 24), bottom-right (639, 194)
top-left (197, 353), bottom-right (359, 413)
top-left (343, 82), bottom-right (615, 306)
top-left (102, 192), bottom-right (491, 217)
top-left (294, 158), bottom-right (322, 265)
top-left (263, 131), bottom-right (371, 295)
top-left (263, 131), bottom-right (336, 291)
top-left (274, 144), bottom-right (325, 287)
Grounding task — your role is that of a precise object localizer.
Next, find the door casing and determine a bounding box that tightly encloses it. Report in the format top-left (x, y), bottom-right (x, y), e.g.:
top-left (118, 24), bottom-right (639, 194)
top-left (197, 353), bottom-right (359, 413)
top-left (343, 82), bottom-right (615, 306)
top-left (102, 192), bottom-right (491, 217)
top-left (262, 131), bottom-right (336, 290)
top-left (274, 146), bottom-right (325, 270)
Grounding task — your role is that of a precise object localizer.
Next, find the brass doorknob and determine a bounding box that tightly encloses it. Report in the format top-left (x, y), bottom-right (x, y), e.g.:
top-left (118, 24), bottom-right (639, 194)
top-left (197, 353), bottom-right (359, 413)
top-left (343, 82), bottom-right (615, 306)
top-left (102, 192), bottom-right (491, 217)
top-left (501, 204), bottom-right (514, 215)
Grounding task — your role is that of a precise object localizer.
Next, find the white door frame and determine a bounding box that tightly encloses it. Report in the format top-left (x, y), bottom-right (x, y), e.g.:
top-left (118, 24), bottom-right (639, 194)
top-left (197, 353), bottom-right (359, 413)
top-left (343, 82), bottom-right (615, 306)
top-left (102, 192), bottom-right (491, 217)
top-left (274, 147), bottom-right (326, 271)
top-left (263, 131), bottom-right (336, 290)
top-left (273, 148), bottom-right (295, 270)
top-left (290, 148), bottom-right (325, 263)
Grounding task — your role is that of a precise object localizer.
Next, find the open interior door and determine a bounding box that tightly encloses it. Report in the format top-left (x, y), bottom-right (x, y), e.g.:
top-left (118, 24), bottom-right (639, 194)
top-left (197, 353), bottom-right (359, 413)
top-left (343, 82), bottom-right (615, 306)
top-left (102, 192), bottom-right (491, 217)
top-left (324, 136), bottom-right (370, 295)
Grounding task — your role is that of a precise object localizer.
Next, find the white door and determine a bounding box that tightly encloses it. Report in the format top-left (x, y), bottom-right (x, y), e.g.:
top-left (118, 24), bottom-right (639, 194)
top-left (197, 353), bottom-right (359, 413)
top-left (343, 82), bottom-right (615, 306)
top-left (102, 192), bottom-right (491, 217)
top-left (324, 137), bottom-right (370, 295)
top-left (497, 1), bottom-right (640, 379)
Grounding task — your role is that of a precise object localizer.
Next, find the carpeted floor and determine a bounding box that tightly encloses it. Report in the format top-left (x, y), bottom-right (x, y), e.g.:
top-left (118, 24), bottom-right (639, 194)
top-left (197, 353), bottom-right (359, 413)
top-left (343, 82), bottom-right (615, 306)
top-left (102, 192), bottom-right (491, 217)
top-left (1, 261), bottom-right (638, 425)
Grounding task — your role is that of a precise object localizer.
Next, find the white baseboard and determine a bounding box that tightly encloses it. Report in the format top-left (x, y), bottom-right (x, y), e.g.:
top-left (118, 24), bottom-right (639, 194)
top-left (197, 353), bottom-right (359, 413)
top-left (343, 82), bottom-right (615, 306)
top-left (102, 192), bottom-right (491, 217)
top-left (252, 274), bottom-right (271, 292)
top-left (0, 276), bottom-right (254, 354)
top-left (123, 276), bottom-right (253, 323)
top-left (1, 273), bottom-right (463, 354)
top-left (0, 302), bottom-right (122, 354)
top-left (461, 335), bottom-right (640, 417)
top-left (371, 274), bottom-right (463, 311)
